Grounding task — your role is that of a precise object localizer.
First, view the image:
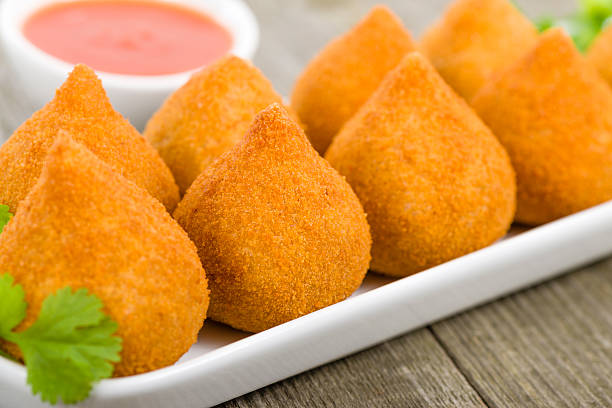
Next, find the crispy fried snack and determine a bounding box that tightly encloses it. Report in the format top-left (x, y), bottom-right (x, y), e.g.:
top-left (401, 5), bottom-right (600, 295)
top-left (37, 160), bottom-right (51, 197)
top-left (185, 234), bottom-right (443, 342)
top-left (291, 5), bottom-right (416, 154)
top-left (0, 134), bottom-right (208, 376)
top-left (325, 53), bottom-right (516, 277)
top-left (472, 28), bottom-right (612, 225)
top-left (0, 64), bottom-right (179, 213)
top-left (587, 24), bottom-right (612, 86)
top-left (144, 56), bottom-right (288, 194)
top-left (421, 0), bottom-right (538, 101)
top-left (174, 104), bottom-right (371, 333)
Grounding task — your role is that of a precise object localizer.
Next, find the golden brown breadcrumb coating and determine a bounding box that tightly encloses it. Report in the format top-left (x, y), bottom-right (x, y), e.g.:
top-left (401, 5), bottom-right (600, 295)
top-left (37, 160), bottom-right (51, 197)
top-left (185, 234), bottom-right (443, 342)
top-left (0, 64), bottom-right (179, 213)
top-left (326, 52), bottom-right (516, 277)
top-left (174, 104), bottom-right (371, 333)
top-left (291, 5), bottom-right (416, 154)
top-left (144, 56), bottom-right (288, 194)
top-left (421, 0), bottom-right (538, 101)
top-left (0, 134), bottom-right (208, 377)
top-left (587, 24), bottom-right (612, 86)
top-left (472, 28), bottom-right (612, 225)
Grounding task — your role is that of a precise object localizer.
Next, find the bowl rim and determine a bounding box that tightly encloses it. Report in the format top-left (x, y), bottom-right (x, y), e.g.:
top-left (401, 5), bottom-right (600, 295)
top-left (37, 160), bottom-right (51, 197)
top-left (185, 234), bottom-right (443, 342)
top-left (0, 0), bottom-right (260, 91)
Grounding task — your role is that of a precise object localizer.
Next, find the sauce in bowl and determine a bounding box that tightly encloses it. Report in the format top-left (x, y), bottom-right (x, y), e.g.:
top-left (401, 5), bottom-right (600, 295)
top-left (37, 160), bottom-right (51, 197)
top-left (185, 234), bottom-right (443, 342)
top-left (23, 1), bottom-right (233, 76)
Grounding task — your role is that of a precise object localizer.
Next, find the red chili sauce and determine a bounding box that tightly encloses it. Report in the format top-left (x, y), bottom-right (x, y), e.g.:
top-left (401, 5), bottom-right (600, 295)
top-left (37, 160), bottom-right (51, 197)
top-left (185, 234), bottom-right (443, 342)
top-left (23, 1), bottom-right (233, 76)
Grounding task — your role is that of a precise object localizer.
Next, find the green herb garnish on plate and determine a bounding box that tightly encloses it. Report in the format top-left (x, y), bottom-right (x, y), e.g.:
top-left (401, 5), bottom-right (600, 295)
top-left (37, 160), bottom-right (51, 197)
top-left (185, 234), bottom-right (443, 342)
top-left (535, 0), bottom-right (612, 52)
top-left (0, 273), bottom-right (122, 405)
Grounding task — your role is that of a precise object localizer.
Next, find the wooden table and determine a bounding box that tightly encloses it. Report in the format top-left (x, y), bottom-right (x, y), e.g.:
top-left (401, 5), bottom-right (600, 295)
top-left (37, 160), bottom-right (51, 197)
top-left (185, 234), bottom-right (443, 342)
top-left (0, 1), bottom-right (610, 407)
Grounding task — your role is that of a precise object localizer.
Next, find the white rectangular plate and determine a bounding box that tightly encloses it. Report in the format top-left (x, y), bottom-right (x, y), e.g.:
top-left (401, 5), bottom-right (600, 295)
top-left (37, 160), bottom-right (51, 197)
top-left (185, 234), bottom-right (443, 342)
top-left (3, 201), bottom-right (612, 408)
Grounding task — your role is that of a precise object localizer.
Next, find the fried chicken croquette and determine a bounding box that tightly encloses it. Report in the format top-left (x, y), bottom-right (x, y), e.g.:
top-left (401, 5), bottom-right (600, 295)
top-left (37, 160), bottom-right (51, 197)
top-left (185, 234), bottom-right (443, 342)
top-left (144, 56), bottom-right (289, 194)
top-left (174, 104), bottom-right (371, 333)
top-left (472, 28), bottom-right (612, 225)
top-left (587, 24), bottom-right (612, 87)
top-left (291, 5), bottom-right (416, 154)
top-left (421, 0), bottom-right (538, 101)
top-left (325, 53), bottom-right (516, 277)
top-left (0, 64), bottom-right (179, 213)
top-left (0, 134), bottom-right (208, 377)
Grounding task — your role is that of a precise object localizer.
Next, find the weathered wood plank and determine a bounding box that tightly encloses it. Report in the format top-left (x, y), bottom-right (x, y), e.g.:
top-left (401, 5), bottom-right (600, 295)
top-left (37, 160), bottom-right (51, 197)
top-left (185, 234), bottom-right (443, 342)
top-left (220, 328), bottom-right (487, 408)
top-left (431, 258), bottom-right (612, 408)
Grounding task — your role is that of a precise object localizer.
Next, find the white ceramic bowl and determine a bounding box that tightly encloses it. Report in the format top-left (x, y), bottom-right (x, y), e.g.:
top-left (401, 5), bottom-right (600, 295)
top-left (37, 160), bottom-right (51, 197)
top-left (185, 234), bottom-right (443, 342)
top-left (0, 0), bottom-right (259, 130)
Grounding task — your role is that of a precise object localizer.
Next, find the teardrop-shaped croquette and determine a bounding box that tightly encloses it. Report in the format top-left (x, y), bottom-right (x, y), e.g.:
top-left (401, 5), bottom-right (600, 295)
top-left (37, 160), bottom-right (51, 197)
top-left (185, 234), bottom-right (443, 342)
top-left (144, 56), bottom-right (288, 194)
top-left (325, 53), bottom-right (516, 277)
top-left (0, 134), bottom-right (208, 376)
top-left (291, 5), bottom-right (416, 154)
top-left (0, 64), bottom-right (179, 213)
top-left (587, 24), bottom-right (612, 87)
top-left (472, 28), bottom-right (612, 225)
top-left (174, 104), bottom-right (371, 333)
top-left (421, 0), bottom-right (538, 101)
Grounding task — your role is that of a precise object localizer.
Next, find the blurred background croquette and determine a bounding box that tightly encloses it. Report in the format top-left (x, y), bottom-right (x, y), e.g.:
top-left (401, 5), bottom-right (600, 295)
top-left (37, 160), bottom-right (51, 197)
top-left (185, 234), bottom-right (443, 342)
top-left (174, 104), bottom-right (371, 333)
top-left (587, 24), bottom-right (612, 88)
top-left (291, 5), bottom-right (415, 154)
top-left (0, 64), bottom-right (179, 213)
top-left (326, 52), bottom-right (516, 277)
top-left (472, 28), bottom-right (612, 225)
top-left (144, 56), bottom-right (289, 194)
top-left (420, 0), bottom-right (538, 101)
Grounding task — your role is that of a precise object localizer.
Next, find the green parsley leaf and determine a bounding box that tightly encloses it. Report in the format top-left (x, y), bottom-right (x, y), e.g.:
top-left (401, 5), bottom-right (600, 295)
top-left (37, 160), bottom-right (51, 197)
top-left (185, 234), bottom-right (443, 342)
top-left (535, 16), bottom-right (556, 32)
top-left (0, 348), bottom-right (16, 361)
top-left (0, 205), bottom-right (12, 233)
top-left (535, 15), bottom-right (601, 52)
top-left (0, 280), bottom-right (122, 405)
top-left (534, 0), bottom-right (612, 52)
top-left (560, 14), bottom-right (601, 52)
top-left (15, 288), bottom-right (122, 404)
top-left (581, 0), bottom-right (612, 24)
top-left (0, 274), bottom-right (26, 337)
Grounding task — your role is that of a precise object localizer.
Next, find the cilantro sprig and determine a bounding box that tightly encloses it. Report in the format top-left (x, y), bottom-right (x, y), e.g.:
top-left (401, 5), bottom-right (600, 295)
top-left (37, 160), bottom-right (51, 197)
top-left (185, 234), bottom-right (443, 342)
top-left (0, 274), bottom-right (122, 405)
top-left (535, 0), bottom-right (612, 52)
top-left (0, 205), bottom-right (12, 233)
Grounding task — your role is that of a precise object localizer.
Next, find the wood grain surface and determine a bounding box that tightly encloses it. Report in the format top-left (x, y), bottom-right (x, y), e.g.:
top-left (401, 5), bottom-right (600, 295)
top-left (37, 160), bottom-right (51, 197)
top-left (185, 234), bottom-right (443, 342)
top-left (432, 258), bottom-right (612, 408)
top-left (221, 260), bottom-right (612, 408)
top-left (1, 1), bottom-right (611, 407)
top-left (223, 329), bottom-right (486, 408)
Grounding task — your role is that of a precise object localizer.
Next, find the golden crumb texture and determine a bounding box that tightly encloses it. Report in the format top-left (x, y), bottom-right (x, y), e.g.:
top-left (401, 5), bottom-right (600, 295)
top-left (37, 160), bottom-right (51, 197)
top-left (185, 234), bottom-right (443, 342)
top-left (421, 0), bottom-right (538, 101)
top-left (472, 28), bottom-right (612, 225)
top-left (291, 5), bottom-right (416, 154)
top-left (326, 52), bottom-right (516, 277)
top-left (174, 104), bottom-right (371, 333)
top-left (0, 134), bottom-right (208, 376)
top-left (0, 64), bottom-right (179, 213)
top-left (144, 55), bottom-right (289, 194)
